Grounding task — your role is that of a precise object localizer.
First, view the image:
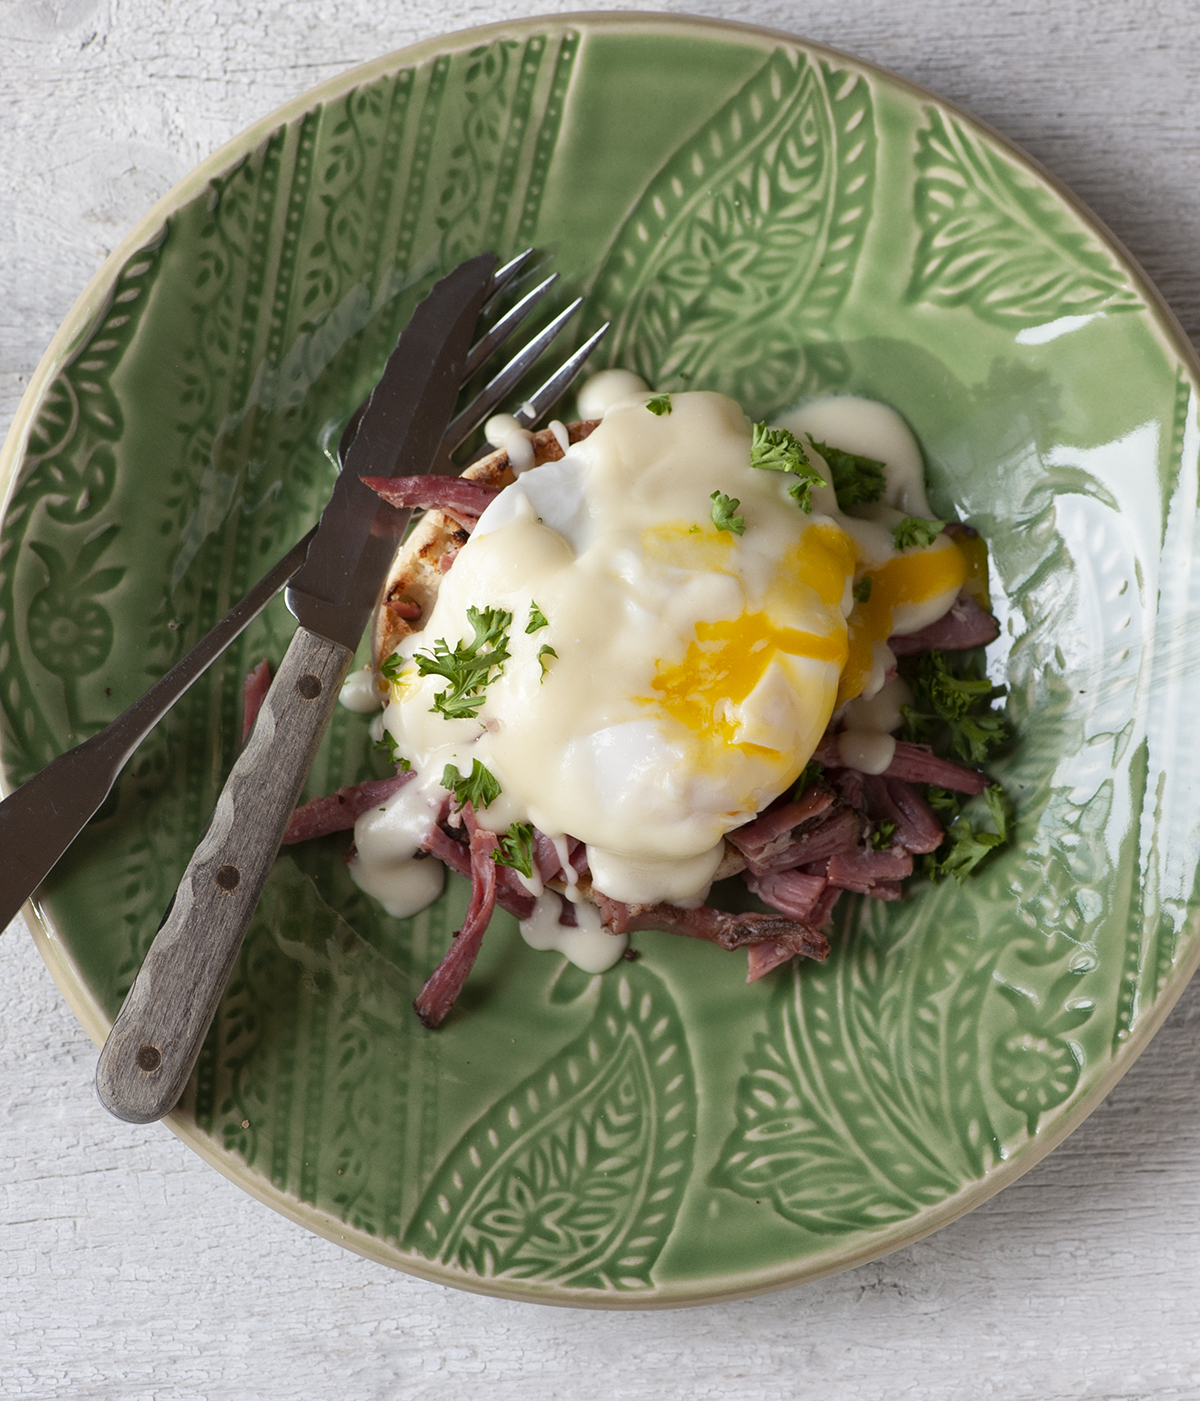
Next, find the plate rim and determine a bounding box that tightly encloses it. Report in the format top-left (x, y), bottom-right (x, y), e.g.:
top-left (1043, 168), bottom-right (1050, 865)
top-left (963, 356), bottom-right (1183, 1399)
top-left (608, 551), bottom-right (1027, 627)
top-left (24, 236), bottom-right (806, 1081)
top-left (4, 7), bottom-right (1200, 1308)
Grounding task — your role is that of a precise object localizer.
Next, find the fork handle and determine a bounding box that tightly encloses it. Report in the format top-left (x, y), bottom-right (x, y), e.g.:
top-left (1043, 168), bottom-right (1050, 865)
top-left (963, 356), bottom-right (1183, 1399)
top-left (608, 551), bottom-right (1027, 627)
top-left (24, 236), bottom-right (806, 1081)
top-left (95, 625), bottom-right (354, 1123)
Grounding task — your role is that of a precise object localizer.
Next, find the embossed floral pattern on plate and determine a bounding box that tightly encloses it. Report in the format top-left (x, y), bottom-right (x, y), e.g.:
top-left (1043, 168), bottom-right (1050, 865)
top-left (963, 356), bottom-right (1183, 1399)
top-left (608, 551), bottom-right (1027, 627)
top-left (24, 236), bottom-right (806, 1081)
top-left (2, 14), bottom-right (1199, 1306)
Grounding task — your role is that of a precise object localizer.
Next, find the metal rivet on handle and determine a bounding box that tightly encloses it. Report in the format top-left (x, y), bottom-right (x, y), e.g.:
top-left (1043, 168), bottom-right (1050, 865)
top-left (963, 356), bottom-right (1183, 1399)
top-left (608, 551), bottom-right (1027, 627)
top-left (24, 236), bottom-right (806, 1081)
top-left (296, 674), bottom-right (322, 700)
top-left (215, 864), bottom-right (241, 891)
top-left (136, 1044), bottom-right (162, 1073)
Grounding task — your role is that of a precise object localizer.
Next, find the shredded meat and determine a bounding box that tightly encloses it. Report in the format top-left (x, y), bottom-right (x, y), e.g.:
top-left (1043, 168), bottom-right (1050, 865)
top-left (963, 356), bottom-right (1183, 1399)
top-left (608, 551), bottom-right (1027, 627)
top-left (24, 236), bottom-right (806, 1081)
top-left (831, 767), bottom-right (864, 810)
top-left (826, 846), bottom-right (914, 894)
top-left (281, 774), bottom-right (414, 845)
top-left (726, 787), bottom-right (836, 865)
top-left (421, 820), bottom-right (534, 920)
top-left (532, 829), bottom-right (563, 882)
top-left (746, 934), bottom-right (822, 983)
top-left (878, 776), bottom-right (944, 854)
top-left (809, 883), bottom-right (844, 927)
top-left (742, 807), bottom-right (864, 878)
top-left (414, 806), bottom-right (500, 1028)
top-left (361, 474), bottom-right (499, 528)
top-left (815, 733), bottom-right (987, 794)
top-left (593, 892), bottom-right (829, 959)
top-left (888, 592), bottom-right (999, 655)
top-left (743, 869), bottom-right (828, 921)
top-left (883, 742), bottom-right (988, 794)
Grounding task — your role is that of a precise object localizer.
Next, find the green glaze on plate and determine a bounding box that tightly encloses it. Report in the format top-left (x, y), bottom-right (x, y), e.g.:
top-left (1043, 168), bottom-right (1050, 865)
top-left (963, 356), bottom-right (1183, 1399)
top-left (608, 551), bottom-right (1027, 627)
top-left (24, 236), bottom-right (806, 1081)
top-left (3, 13), bottom-right (1200, 1306)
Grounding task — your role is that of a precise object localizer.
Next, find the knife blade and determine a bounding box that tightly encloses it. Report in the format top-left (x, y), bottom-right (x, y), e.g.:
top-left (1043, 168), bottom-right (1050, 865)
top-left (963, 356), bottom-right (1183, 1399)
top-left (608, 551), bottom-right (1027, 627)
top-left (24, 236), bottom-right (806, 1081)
top-left (95, 254), bottom-right (496, 1123)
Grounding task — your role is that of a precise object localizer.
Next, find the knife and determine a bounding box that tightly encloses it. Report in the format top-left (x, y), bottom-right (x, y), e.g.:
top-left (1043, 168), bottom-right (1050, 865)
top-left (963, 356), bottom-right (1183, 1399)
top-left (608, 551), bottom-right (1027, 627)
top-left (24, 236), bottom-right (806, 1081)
top-left (0, 254), bottom-right (550, 939)
top-left (95, 254), bottom-right (496, 1123)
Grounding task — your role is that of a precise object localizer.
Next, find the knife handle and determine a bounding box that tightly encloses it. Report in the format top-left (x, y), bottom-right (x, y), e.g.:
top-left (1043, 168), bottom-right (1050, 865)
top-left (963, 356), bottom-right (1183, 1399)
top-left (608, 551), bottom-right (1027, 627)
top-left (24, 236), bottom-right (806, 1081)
top-left (95, 625), bottom-right (355, 1123)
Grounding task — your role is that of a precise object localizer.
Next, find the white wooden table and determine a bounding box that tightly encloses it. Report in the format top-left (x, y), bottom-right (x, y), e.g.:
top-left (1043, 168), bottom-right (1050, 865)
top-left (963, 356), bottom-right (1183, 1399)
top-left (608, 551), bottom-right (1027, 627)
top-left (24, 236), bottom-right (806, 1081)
top-left (4, 2), bottom-right (1200, 1396)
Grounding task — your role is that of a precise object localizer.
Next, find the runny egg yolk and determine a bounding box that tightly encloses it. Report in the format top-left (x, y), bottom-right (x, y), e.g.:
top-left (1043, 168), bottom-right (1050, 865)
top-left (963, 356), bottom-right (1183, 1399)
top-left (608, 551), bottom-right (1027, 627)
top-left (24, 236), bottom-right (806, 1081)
top-left (643, 521), bottom-right (855, 771)
top-left (837, 542), bottom-right (968, 704)
top-left (650, 610), bottom-right (846, 745)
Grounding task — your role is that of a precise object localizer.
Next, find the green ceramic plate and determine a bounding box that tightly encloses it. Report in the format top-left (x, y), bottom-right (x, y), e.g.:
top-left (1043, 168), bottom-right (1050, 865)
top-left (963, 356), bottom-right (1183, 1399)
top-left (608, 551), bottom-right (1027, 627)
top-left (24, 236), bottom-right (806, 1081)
top-left (4, 12), bottom-right (1200, 1307)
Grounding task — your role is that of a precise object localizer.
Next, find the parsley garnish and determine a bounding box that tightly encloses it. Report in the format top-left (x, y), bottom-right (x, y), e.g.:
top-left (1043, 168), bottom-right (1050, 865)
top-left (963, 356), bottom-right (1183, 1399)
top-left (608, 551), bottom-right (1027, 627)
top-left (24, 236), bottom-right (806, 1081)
top-left (374, 730), bottom-right (411, 770)
top-left (853, 575), bottom-right (873, 604)
top-left (380, 651), bottom-right (406, 683)
top-left (526, 602), bottom-right (549, 634)
top-left (900, 649), bottom-right (1007, 765)
top-left (414, 604), bottom-right (511, 720)
top-left (927, 786), bottom-right (1010, 883)
top-left (710, 490), bottom-right (745, 536)
top-left (751, 422), bottom-right (809, 473)
top-left (750, 422), bottom-right (826, 512)
top-left (892, 516), bottom-right (947, 551)
top-left (492, 821), bottom-right (535, 877)
top-left (806, 437), bottom-right (887, 510)
top-left (793, 760), bottom-right (824, 798)
top-left (538, 644), bottom-right (557, 681)
top-left (924, 786), bottom-right (961, 820)
top-left (645, 395), bottom-right (673, 416)
top-left (441, 758), bottom-right (501, 811)
top-left (871, 821), bottom-right (897, 851)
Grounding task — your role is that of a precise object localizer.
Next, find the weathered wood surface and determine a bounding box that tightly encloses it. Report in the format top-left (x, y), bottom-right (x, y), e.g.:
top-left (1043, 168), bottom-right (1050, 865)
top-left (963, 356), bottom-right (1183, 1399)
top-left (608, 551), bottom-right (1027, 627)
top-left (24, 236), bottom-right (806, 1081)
top-left (95, 626), bottom-right (353, 1124)
top-left (4, 1), bottom-right (1200, 1396)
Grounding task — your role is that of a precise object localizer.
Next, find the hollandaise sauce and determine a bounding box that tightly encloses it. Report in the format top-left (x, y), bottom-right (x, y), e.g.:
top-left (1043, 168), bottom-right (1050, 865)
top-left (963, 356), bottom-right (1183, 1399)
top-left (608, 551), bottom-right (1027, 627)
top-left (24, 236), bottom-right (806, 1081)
top-left (349, 380), bottom-right (976, 960)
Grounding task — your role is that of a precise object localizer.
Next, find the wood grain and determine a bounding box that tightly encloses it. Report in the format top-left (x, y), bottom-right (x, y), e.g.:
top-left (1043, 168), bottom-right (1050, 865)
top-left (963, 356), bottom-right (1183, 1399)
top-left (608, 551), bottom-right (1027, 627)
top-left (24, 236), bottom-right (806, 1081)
top-left (3, 0), bottom-right (1200, 1396)
top-left (95, 626), bottom-right (353, 1123)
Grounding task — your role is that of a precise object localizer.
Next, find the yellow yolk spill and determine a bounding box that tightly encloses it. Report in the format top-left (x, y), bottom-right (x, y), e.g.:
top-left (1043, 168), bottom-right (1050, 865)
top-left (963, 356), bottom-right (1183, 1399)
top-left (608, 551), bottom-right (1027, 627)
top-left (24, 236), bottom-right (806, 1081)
top-left (956, 530), bottom-right (991, 606)
top-left (651, 611), bottom-right (847, 748)
top-left (645, 521), bottom-right (856, 761)
top-left (786, 522), bottom-right (858, 610)
top-left (838, 542), bottom-right (968, 704)
top-left (640, 520), bottom-right (736, 572)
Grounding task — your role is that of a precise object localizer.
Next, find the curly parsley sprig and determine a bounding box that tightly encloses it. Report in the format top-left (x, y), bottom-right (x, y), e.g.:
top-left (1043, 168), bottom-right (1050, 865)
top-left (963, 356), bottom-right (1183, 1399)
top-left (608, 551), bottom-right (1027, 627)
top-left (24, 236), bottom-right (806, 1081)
top-left (871, 821), bottom-right (898, 851)
top-left (492, 821), bottom-right (535, 877)
top-left (900, 649), bottom-right (1008, 766)
top-left (806, 437), bottom-right (887, 511)
top-left (710, 490), bottom-right (745, 536)
top-left (413, 604), bottom-right (511, 720)
top-left (926, 785), bottom-right (1011, 883)
top-left (892, 516), bottom-right (947, 551)
top-left (750, 422), bottom-right (826, 513)
top-left (374, 730), bottom-right (411, 770)
top-left (441, 758), bottom-right (501, 811)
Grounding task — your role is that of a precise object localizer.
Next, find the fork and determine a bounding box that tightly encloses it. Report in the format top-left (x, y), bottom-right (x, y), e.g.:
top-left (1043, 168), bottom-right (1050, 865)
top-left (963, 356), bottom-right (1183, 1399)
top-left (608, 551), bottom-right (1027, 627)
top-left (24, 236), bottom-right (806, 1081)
top-left (0, 250), bottom-right (607, 939)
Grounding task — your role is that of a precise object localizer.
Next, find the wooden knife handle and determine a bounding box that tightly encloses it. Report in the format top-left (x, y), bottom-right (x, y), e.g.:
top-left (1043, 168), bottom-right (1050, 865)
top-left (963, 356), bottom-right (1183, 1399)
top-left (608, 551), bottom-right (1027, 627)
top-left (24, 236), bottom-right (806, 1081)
top-left (95, 625), bottom-right (354, 1123)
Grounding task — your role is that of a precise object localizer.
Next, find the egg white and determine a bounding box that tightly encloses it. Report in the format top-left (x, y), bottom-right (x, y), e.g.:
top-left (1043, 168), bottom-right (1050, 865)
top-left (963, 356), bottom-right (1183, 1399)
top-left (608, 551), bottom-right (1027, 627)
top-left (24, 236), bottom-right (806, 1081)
top-left (381, 392), bottom-right (855, 900)
top-left (367, 386), bottom-right (970, 912)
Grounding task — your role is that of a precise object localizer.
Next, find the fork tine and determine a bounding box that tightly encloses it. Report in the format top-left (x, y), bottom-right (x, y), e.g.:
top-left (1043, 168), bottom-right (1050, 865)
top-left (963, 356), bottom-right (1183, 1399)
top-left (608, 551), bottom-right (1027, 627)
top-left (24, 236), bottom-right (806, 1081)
top-left (463, 273), bottom-right (558, 380)
top-left (443, 296), bottom-right (584, 452)
top-left (482, 249), bottom-right (535, 308)
top-left (513, 323), bottom-right (610, 429)
top-left (336, 252), bottom-right (540, 462)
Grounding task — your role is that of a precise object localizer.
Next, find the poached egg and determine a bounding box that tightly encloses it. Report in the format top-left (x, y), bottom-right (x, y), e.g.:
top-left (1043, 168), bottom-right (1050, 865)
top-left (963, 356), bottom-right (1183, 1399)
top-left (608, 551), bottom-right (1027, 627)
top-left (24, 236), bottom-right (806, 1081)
top-left (359, 381), bottom-right (969, 916)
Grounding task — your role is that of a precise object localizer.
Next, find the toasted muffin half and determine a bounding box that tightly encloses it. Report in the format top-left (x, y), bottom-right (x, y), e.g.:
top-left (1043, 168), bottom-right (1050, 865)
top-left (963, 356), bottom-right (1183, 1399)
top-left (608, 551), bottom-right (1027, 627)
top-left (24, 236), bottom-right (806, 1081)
top-left (371, 420), bottom-right (600, 668)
